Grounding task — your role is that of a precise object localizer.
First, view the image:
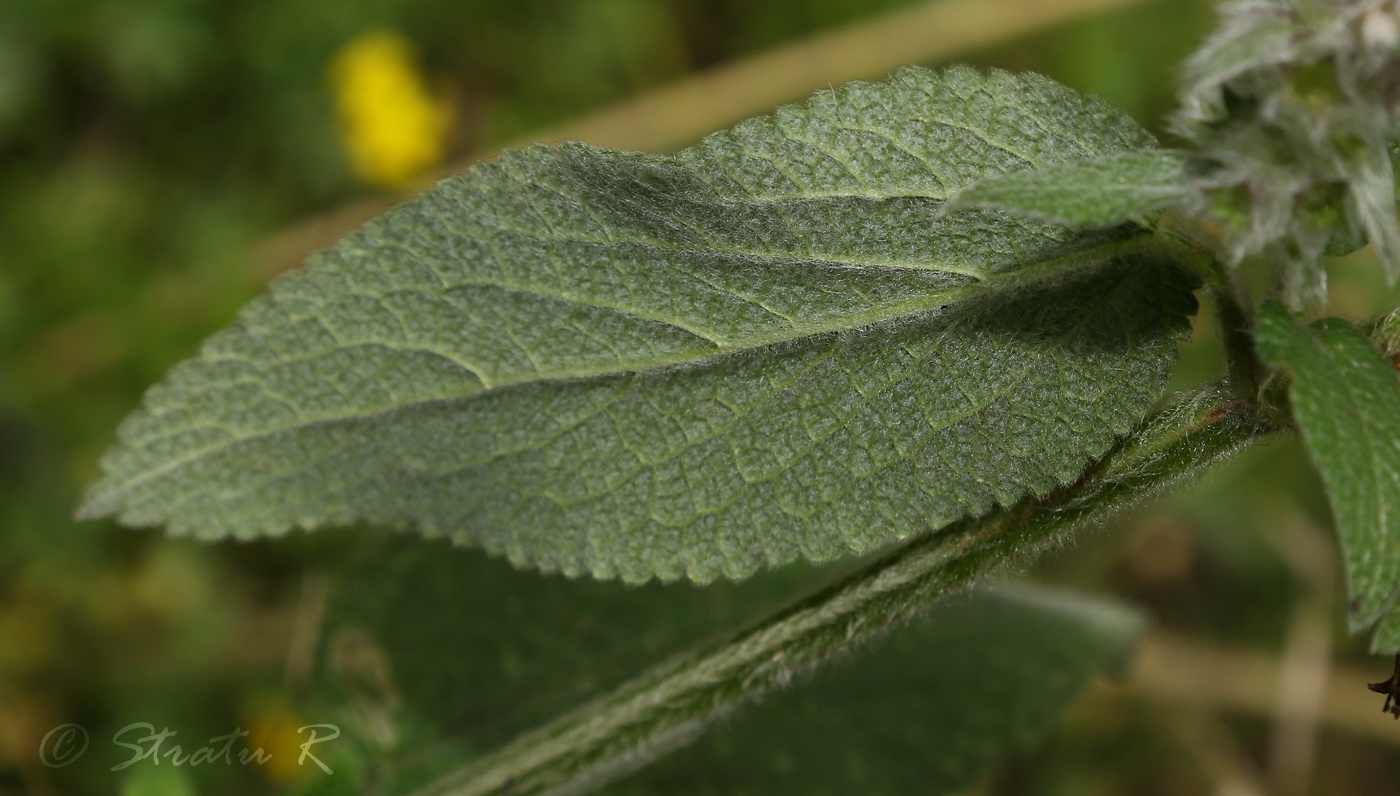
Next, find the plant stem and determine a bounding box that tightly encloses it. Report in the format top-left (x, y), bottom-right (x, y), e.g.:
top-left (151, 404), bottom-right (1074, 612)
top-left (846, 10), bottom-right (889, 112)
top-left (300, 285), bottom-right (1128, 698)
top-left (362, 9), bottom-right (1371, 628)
top-left (410, 386), bottom-right (1280, 796)
top-left (1209, 275), bottom-right (1267, 401)
top-left (1154, 224), bottom-right (1266, 400)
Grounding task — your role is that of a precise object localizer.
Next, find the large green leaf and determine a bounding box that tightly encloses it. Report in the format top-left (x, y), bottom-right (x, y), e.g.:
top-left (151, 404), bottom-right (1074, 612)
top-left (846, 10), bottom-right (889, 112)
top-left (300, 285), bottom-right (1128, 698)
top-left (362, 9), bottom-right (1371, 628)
top-left (289, 536), bottom-right (1141, 796)
top-left (1256, 301), bottom-right (1400, 641)
top-left (78, 66), bottom-right (1196, 582)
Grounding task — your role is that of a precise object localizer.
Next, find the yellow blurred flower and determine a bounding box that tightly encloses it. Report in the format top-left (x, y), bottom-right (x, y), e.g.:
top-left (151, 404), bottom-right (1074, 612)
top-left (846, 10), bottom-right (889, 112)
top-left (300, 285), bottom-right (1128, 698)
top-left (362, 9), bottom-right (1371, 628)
top-left (329, 30), bottom-right (450, 188)
top-left (243, 695), bottom-right (322, 784)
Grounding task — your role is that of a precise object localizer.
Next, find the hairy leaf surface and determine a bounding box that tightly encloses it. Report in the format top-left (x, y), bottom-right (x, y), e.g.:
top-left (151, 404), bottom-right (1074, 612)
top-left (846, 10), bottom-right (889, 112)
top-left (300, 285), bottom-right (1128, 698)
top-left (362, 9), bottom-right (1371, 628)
top-left (1257, 301), bottom-right (1400, 637)
top-left (80, 66), bottom-right (1196, 581)
top-left (944, 150), bottom-right (1191, 227)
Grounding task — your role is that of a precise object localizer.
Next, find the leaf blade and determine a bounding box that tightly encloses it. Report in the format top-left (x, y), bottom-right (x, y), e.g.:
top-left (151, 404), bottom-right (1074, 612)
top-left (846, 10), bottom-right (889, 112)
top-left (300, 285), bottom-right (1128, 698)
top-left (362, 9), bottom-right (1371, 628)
top-left (1256, 301), bottom-right (1400, 633)
top-left (80, 66), bottom-right (1194, 581)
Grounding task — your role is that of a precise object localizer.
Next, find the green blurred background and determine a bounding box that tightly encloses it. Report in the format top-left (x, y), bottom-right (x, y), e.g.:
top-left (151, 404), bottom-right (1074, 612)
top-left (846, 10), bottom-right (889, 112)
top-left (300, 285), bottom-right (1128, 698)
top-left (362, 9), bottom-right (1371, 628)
top-left (3, 0), bottom-right (1400, 793)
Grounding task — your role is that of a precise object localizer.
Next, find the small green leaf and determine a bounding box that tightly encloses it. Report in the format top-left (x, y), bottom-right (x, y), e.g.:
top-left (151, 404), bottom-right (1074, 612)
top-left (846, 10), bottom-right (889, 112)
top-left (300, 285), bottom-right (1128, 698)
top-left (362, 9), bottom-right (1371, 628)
top-left (943, 150), bottom-right (1192, 227)
top-left (1256, 300), bottom-right (1400, 636)
top-left (80, 66), bottom-right (1195, 582)
top-left (1357, 306), bottom-right (1400, 654)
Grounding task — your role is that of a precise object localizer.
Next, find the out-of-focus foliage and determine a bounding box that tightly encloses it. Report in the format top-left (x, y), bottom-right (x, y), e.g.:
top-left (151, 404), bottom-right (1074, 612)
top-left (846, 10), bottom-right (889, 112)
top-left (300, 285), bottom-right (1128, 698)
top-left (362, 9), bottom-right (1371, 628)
top-left (5, 0), bottom-right (1400, 794)
top-left (290, 534), bottom-right (1142, 795)
top-left (619, 585), bottom-right (1142, 796)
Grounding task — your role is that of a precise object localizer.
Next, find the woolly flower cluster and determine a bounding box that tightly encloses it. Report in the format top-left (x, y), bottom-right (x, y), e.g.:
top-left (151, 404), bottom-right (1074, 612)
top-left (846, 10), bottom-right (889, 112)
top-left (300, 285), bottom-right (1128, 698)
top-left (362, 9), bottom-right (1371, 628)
top-left (330, 30), bottom-right (450, 189)
top-left (1171, 0), bottom-right (1400, 308)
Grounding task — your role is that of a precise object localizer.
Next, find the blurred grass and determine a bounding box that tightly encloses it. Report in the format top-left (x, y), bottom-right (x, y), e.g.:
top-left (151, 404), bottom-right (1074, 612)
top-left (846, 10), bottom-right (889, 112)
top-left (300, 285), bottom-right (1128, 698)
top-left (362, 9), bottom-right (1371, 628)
top-left (2, 0), bottom-right (1398, 794)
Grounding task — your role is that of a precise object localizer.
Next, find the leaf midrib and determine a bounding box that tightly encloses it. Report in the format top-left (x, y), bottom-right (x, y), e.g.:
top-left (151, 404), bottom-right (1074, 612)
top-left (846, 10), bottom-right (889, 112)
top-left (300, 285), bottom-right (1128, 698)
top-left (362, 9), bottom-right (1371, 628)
top-left (164, 253), bottom-right (1154, 559)
top-left (432, 194), bottom-right (1002, 277)
top-left (98, 231), bottom-right (1164, 517)
top-left (518, 266), bottom-right (1146, 538)
top-left (132, 229), bottom-right (1153, 448)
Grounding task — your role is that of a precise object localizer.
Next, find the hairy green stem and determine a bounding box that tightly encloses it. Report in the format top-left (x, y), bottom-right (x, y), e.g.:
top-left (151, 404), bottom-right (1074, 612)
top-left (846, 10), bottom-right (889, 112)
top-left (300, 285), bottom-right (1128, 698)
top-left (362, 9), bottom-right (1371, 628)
top-left (411, 387), bottom-right (1280, 796)
top-left (1153, 223), bottom-right (1265, 400)
top-left (1211, 279), bottom-right (1266, 400)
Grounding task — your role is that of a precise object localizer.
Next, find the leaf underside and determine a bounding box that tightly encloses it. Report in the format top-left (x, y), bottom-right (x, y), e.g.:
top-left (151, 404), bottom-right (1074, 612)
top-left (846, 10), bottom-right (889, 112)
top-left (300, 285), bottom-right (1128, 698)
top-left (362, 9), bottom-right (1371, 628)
top-left (296, 537), bottom-right (1142, 796)
top-left (79, 66), bottom-right (1195, 582)
top-left (1256, 301), bottom-right (1400, 644)
top-left (621, 584), bottom-right (1143, 796)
